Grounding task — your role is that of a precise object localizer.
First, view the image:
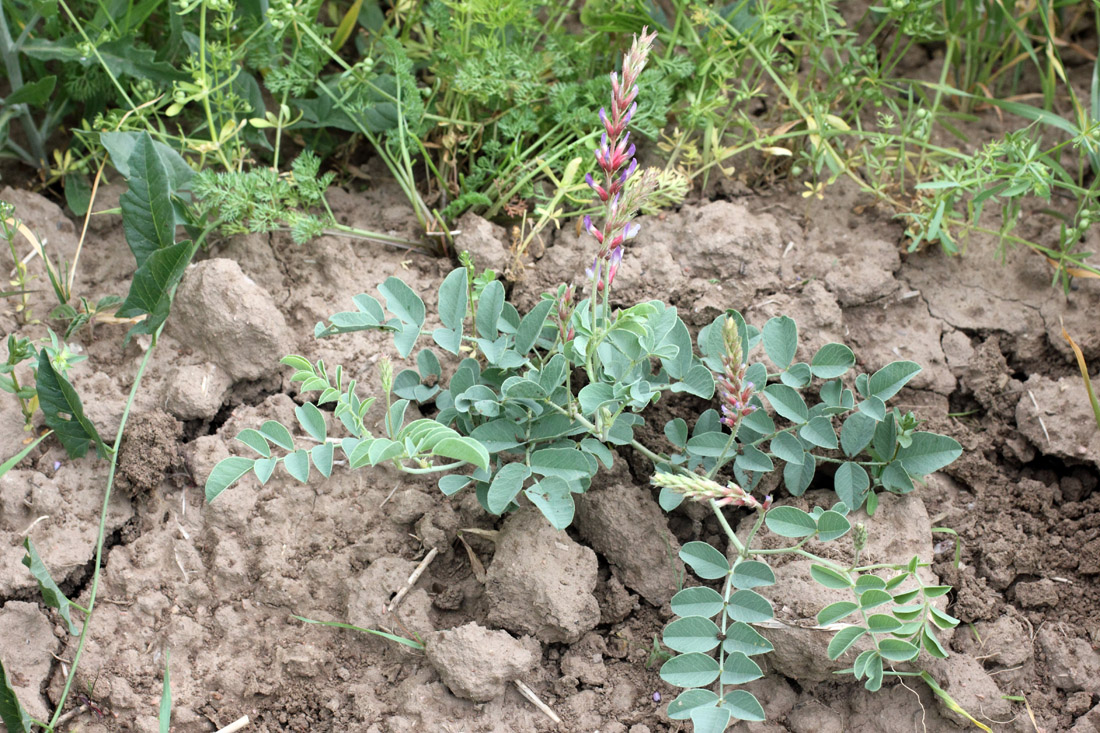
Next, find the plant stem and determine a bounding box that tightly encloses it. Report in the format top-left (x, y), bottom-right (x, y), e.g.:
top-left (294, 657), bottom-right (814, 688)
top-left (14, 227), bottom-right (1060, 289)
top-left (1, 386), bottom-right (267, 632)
top-left (48, 324), bottom-right (163, 728)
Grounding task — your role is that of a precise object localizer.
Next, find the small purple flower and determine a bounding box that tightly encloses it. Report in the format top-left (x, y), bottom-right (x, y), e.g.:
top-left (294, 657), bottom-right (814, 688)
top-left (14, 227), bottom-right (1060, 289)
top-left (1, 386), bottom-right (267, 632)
top-left (652, 692), bottom-right (661, 703)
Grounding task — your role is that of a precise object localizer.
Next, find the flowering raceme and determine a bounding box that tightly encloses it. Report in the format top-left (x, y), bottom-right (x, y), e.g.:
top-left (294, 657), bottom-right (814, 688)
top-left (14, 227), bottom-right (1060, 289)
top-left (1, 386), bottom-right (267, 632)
top-left (716, 317), bottom-right (757, 428)
top-left (582, 26), bottom-right (659, 293)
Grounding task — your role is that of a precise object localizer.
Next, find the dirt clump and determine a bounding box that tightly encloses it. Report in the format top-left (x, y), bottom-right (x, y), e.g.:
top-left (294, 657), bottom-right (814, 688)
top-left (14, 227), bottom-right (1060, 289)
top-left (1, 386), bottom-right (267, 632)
top-left (424, 622), bottom-right (539, 701)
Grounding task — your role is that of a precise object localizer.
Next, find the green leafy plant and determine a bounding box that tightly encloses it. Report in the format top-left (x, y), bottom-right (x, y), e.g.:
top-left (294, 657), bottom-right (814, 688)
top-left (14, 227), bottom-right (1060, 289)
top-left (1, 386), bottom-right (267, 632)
top-left (204, 30), bottom-right (966, 729)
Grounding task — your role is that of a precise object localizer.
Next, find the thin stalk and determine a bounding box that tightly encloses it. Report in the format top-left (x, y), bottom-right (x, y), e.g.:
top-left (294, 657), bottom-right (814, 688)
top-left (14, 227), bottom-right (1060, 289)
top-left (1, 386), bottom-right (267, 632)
top-left (0, 4), bottom-right (46, 169)
top-left (48, 324), bottom-right (163, 727)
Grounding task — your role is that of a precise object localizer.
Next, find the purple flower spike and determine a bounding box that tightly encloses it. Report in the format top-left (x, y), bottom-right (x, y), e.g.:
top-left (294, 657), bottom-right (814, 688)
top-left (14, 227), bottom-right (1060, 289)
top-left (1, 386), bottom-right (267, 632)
top-left (599, 107), bottom-right (609, 130)
top-left (622, 101), bottom-right (637, 127)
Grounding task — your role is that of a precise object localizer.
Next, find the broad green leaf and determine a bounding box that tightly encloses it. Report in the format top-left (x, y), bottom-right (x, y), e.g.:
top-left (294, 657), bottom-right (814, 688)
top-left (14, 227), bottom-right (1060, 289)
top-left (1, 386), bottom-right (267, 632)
top-left (855, 575), bottom-right (887, 593)
top-left (487, 463), bottom-right (531, 514)
top-left (665, 418), bottom-right (689, 447)
top-left (719, 652), bottom-right (763, 685)
top-left (311, 442), bottom-right (334, 478)
top-left (770, 432), bottom-right (805, 465)
top-left (783, 454), bottom-right (815, 496)
top-left (858, 396), bottom-right (887, 421)
top-left (834, 462), bottom-right (870, 510)
top-left (117, 240), bottom-right (195, 337)
top-left (5, 75), bottom-right (56, 106)
top-left (882, 462), bottom-right (915, 493)
top-left (667, 689), bottom-right (719, 720)
top-left (762, 316), bottom-right (798, 369)
top-left (896, 432), bottom-right (962, 476)
top-left (686, 431), bottom-right (731, 458)
top-left (0, 658), bottom-right (32, 733)
top-left (810, 564), bottom-right (853, 589)
top-left (36, 352), bottom-right (106, 459)
top-left (859, 589), bottom-right (893, 610)
top-left (817, 601), bottom-right (859, 626)
top-left (433, 437), bottom-right (491, 472)
top-left (670, 587), bottom-right (724, 619)
top-left (236, 429), bottom-right (271, 457)
top-left (735, 445), bottom-right (773, 473)
top-left (878, 638), bottom-right (920, 661)
top-left (763, 384), bottom-right (809, 423)
top-left (515, 299), bottom-right (553, 356)
top-left (659, 652), bottom-right (720, 688)
top-left (468, 420), bottom-right (521, 452)
top-left (119, 132), bottom-right (175, 268)
top-left (379, 277), bottom-right (426, 327)
top-left (529, 447), bottom-right (591, 483)
top-left (730, 561), bottom-right (776, 589)
top-left (765, 506), bottom-right (817, 537)
top-left (811, 343), bottom-right (856, 378)
top-left (436, 267), bottom-right (468, 330)
top-left (726, 590), bottom-right (773, 623)
top-left (866, 614), bottom-right (903, 634)
top-left (159, 652), bottom-right (171, 733)
top-left (22, 538), bottom-right (80, 635)
top-left (780, 362), bottom-right (812, 388)
top-left (253, 456), bottom-right (277, 484)
top-left (260, 421), bottom-right (295, 450)
top-left (579, 438), bottom-right (614, 469)
top-left (724, 690), bottom-right (766, 722)
top-left (284, 449), bottom-right (310, 482)
top-left (525, 477), bottom-right (575, 529)
top-left (670, 364), bottom-right (715, 398)
top-left (723, 622), bottom-right (774, 656)
top-left (868, 361), bottom-right (921, 401)
top-left (800, 416), bottom-right (838, 449)
top-left (827, 626), bottom-right (866, 660)
top-left (659, 487), bottom-right (685, 511)
top-left (929, 606), bottom-right (960, 629)
top-left (205, 456), bottom-right (254, 501)
top-left (691, 705), bottom-right (732, 733)
top-left (438, 474), bottom-right (470, 496)
top-left (679, 541), bottom-right (730, 580)
top-left (922, 626), bottom-right (949, 658)
top-left (841, 412), bottom-right (877, 457)
top-left (476, 280), bottom-right (505, 338)
top-left (295, 402), bottom-right (327, 443)
top-left (816, 510), bottom-right (851, 542)
top-left (663, 616), bottom-right (721, 653)
top-left (578, 382), bottom-right (615, 416)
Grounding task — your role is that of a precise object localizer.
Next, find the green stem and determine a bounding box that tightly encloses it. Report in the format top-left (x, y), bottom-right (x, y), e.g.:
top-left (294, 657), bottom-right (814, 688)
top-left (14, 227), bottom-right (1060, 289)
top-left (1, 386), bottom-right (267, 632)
top-left (48, 324), bottom-right (163, 727)
top-left (710, 498), bottom-right (746, 555)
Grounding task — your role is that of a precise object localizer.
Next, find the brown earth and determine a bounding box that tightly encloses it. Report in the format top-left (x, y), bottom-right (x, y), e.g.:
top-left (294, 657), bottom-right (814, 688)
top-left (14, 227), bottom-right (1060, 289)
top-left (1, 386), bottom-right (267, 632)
top-left (1, 155), bottom-right (1099, 733)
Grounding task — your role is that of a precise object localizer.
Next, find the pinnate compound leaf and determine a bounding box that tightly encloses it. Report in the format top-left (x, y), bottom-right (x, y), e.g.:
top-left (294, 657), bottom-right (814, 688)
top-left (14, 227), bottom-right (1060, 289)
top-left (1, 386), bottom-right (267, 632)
top-left (670, 587), bottom-right (725, 619)
top-left (663, 616), bottom-right (721, 653)
top-left (659, 652), bottom-right (720, 688)
top-left (730, 561), bottom-right (776, 589)
top-left (667, 689), bottom-right (719, 720)
top-left (762, 316), bottom-right (798, 369)
top-left (205, 456), bottom-right (254, 501)
top-left (36, 351), bottom-right (106, 459)
top-left (724, 690), bottom-right (766, 722)
top-left (119, 132), bottom-right (175, 268)
top-left (0, 658), bottom-right (32, 733)
top-left (432, 437), bottom-right (490, 472)
top-left (680, 541), bottom-right (730, 579)
top-left (22, 538), bottom-right (80, 635)
top-left (487, 463), bottom-right (530, 514)
top-left (811, 343), bottom-right (856, 378)
top-left (723, 622), bottom-right (774, 656)
top-left (765, 506), bottom-right (817, 537)
top-left (525, 477), bottom-right (575, 529)
top-left (868, 361), bottom-right (921, 401)
top-left (827, 626), bottom-right (866, 660)
top-left (896, 432), bottom-right (963, 476)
